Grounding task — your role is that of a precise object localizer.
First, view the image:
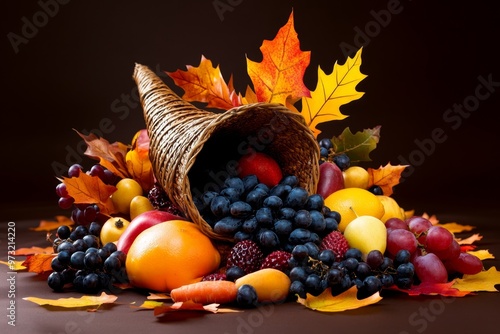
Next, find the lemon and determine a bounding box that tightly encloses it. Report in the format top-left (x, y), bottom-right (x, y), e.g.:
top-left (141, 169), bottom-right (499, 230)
top-left (377, 195), bottom-right (405, 223)
top-left (324, 188), bottom-right (385, 232)
top-left (342, 166), bottom-right (370, 189)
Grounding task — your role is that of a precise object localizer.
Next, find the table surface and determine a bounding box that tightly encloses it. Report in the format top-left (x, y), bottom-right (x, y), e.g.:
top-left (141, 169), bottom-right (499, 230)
top-left (1, 206), bottom-right (500, 334)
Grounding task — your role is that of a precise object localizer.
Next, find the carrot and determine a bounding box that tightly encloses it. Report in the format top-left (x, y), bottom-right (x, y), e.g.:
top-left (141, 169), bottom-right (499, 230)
top-left (170, 280), bottom-right (238, 305)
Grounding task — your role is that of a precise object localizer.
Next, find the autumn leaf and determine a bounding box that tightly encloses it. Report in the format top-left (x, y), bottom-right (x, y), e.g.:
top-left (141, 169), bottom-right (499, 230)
top-left (138, 300), bottom-right (165, 309)
top-left (468, 250), bottom-right (495, 261)
top-left (22, 254), bottom-right (56, 274)
top-left (154, 301), bottom-right (219, 317)
top-left (147, 293), bottom-right (171, 300)
top-left (439, 223), bottom-right (476, 234)
top-left (167, 55), bottom-right (240, 110)
top-left (296, 286), bottom-right (382, 312)
top-left (241, 85), bottom-right (259, 104)
top-left (13, 246), bottom-right (54, 256)
top-left (453, 266), bottom-right (500, 292)
top-left (125, 129), bottom-right (155, 192)
top-left (387, 281), bottom-right (472, 297)
top-left (0, 260), bottom-right (26, 271)
top-left (246, 10), bottom-right (311, 106)
top-left (331, 126), bottom-right (381, 163)
top-left (30, 216), bottom-right (73, 232)
top-left (62, 172), bottom-right (117, 215)
top-left (367, 163), bottom-right (408, 196)
top-left (76, 130), bottom-right (130, 179)
top-left (24, 292), bottom-right (117, 308)
top-left (456, 234), bottom-right (483, 245)
top-left (300, 47), bottom-right (366, 138)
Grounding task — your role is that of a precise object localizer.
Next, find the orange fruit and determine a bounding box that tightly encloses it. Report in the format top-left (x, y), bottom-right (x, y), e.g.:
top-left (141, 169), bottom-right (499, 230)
top-left (126, 220), bottom-right (221, 292)
top-left (342, 166), bottom-right (370, 189)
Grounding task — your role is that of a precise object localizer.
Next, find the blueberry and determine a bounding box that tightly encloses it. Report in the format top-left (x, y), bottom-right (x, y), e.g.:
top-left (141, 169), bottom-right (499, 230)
top-left (229, 201), bottom-right (253, 218)
top-left (332, 153), bottom-right (350, 171)
top-left (258, 229), bottom-right (280, 249)
top-left (263, 195), bottom-right (283, 211)
top-left (56, 225), bottom-right (71, 240)
top-left (242, 217), bottom-right (258, 233)
top-left (47, 272), bottom-right (65, 291)
top-left (305, 194), bottom-right (324, 211)
top-left (213, 216), bottom-right (243, 235)
top-left (288, 228), bottom-right (311, 245)
top-left (236, 284), bottom-right (258, 308)
top-left (210, 195), bottom-right (231, 217)
top-left (255, 207), bottom-right (273, 227)
top-left (293, 210), bottom-right (312, 228)
top-left (241, 175), bottom-right (259, 193)
top-left (274, 219), bottom-right (293, 235)
top-left (221, 187), bottom-right (241, 203)
top-left (223, 177), bottom-right (245, 196)
top-left (309, 210), bottom-right (326, 232)
top-left (318, 138), bottom-right (333, 150)
top-left (285, 187), bottom-right (309, 209)
top-left (290, 280), bottom-right (307, 299)
top-left (280, 175), bottom-right (299, 187)
top-left (226, 266), bottom-right (246, 281)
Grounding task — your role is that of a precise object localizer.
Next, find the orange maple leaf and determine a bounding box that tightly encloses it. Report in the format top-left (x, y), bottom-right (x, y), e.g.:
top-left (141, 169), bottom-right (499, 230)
top-left (167, 55), bottom-right (240, 110)
top-left (246, 10), bottom-right (311, 105)
top-left (75, 130), bottom-right (130, 179)
top-left (30, 215), bottom-right (73, 232)
top-left (62, 172), bottom-right (117, 215)
top-left (22, 254), bottom-right (56, 274)
top-left (367, 163), bottom-right (408, 196)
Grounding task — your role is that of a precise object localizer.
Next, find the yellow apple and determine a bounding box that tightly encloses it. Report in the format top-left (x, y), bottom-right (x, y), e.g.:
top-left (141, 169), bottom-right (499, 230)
top-left (343, 215), bottom-right (387, 260)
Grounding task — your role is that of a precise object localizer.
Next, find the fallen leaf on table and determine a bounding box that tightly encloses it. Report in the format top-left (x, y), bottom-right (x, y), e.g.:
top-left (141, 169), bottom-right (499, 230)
top-left (366, 162), bottom-right (407, 196)
top-left (22, 254), bottom-right (56, 274)
top-left (300, 47), bottom-right (365, 138)
top-left (30, 216), bottom-right (73, 232)
top-left (147, 293), bottom-right (171, 300)
top-left (296, 286), bottom-right (382, 312)
top-left (439, 222), bottom-right (476, 234)
top-left (247, 10), bottom-right (311, 107)
top-left (138, 301), bottom-right (165, 309)
top-left (62, 172), bottom-right (117, 215)
top-left (0, 260), bottom-right (26, 271)
top-left (452, 266), bottom-right (500, 292)
top-left (422, 213), bottom-right (439, 225)
top-left (456, 234), bottom-right (483, 245)
top-left (332, 126), bottom-right (381, 165)
top-left (13, 246), bottom-right (54, 256)
top-left (154, 301), bottom-right (220, 317)
top-left (23, 292), bottom-right (117, 308)
top-left (467, 249), bottom-right (495, 260)
top-left (167, 55), bottom-right (240, 110)
top-left (387, 281), bottom-right (471, 297)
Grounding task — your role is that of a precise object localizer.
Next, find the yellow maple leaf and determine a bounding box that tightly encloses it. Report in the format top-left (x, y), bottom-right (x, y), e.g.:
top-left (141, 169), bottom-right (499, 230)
top-left (300, 47), bottom-right (366, 138)
top-left (467, 250), bottom-right (495, 261)
top-left (439, 222), bottom-right (476, 234)
top-left (367, 163), bottom-right (408, 196)
top-left (30, 216), bottom-right (73, 232)
top-left (23, 292), bottom-right (117, 308)
top-left (452, 266), bottom-right (500, 292)
top-left (296, 286), bottom-right (382, 312)
top-left (0, 260), bottom-right (26, 271)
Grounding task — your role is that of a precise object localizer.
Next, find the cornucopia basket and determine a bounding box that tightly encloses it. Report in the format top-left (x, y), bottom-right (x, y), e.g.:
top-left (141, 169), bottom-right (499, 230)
top-left (133, 63), bottom-right (320, 241)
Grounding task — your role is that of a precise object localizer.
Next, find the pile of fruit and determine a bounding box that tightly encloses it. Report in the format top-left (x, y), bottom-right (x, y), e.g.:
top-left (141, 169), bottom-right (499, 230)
top-left (39, 10), bottom-right (494, 312)
top-left (49, 135), bottom-right (484, 308)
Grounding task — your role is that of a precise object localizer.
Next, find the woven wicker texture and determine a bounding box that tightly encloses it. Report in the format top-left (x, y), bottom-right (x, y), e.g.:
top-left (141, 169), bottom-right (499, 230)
top-left (133, 63), bottom-right (320, 240)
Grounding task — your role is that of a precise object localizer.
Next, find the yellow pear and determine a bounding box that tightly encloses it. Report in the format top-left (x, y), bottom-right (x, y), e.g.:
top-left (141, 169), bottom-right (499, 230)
top-left (129, 195), bottom-right (154, 220)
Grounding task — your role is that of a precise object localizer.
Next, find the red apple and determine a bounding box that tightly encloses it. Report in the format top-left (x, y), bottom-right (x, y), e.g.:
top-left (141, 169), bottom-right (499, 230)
top-left (237, 152), bottom-right (282, 187)
top-left (116, 210), bottom-right (186, 254)
top-left (316, 161), bottom-right (344, 199)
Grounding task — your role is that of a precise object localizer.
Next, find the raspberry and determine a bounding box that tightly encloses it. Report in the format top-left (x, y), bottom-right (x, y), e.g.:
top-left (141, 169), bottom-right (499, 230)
top-left (260, 250), bottom-right (292, 273)
top-left (201, 273), bottom-right (227, 281)
top-left (319, 230), bottom-right (349, 261)
top-left (226, 240), bottom-right (264, 274)
top-left (147, 183), bottom-right (184, 217)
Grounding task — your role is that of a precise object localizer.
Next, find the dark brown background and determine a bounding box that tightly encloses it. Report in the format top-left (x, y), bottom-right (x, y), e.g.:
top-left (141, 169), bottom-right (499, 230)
top-left (2, 0), bottom-right (499, 219)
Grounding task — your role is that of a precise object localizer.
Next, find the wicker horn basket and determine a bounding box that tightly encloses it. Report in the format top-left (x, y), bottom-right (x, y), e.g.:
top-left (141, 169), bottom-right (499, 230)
top-left (133, 63), bottom-right (320, 241)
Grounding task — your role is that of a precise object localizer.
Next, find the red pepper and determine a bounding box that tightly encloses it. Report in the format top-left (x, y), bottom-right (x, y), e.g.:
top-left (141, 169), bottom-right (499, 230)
top-left (116, 210), bottom-right (186, 254)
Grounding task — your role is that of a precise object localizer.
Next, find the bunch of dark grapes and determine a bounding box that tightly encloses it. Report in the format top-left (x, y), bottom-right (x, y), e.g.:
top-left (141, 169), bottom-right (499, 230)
top-left (194, 174), bottom-right (340, 254)
top-left (288, 246), bottom-right (415, 300)
top-left (55, 163), bottom-right (120, 226)
top-left (47, 223), bottom-right (128, 294)
top-left (317, 137), bottom-right (350, 171)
